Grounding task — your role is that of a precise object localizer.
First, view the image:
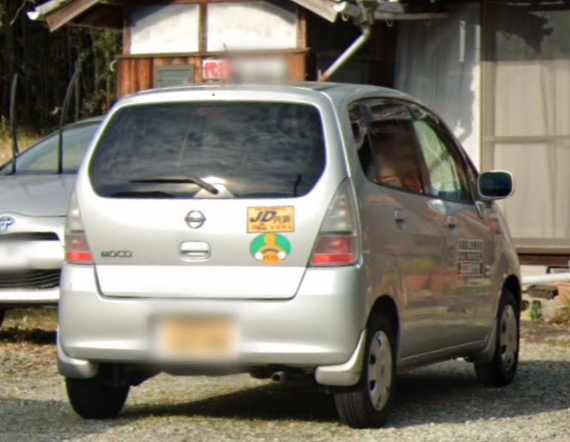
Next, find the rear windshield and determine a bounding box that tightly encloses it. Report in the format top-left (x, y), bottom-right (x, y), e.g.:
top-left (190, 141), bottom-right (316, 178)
top-left (89, 102), bottom-right (326, 199)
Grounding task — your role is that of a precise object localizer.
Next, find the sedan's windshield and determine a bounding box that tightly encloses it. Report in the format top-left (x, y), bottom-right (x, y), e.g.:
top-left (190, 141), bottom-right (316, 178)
top-left (0, 121), bottom-right (100, 175)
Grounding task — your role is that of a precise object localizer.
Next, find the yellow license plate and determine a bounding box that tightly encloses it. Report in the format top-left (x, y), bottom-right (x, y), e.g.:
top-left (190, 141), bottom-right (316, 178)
top-left (158, 317), bottom-right (236, 359)
top-left (247, 206), bottom-right (295, 233)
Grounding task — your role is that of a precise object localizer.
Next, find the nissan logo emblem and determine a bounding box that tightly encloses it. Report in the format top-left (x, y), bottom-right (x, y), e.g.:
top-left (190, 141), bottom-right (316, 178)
top-left (185, 210), bottom-right (206, 229)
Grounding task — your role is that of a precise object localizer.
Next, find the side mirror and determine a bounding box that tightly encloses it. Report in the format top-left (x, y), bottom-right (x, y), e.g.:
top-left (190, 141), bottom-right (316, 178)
top-left (477, 171), bottom-right (514, 201)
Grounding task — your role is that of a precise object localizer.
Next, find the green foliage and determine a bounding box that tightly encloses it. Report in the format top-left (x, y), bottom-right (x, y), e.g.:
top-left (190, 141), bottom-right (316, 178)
top-left (0, 0), bottom-right (122, 133)
top-left (529, 300), bottom-right (543, 322)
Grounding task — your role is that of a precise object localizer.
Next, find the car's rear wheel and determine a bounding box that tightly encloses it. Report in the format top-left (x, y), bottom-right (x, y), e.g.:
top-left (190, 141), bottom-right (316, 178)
top-left (334, 312), bottom-right (396, 429)
top-left (66, 371), bottom-right (130, 419)
top-left (474, 289), bottom-right (519, 387)
top-left (0, 310), bottom-right (5, 329)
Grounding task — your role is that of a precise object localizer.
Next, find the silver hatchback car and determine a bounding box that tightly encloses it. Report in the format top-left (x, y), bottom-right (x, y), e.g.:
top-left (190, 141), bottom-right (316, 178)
top-left (59, 83), bottom-right (520, 428)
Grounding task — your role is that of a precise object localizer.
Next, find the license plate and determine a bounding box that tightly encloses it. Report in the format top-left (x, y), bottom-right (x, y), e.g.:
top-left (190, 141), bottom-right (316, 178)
top-left (0, 243), bottom-right (27, 269)
top-left (156, 316), bottom-right (237, 360)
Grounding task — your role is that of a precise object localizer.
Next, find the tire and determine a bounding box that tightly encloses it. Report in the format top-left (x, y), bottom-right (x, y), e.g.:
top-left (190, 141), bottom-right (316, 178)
top-left (334, 312), bottom-right (396, 429)
top-left (474, 289), bottom-right (519, 387)
top-left (66, 373), bottom-right (130, 419)
top-left (0, 310), bottom-right (5, 329)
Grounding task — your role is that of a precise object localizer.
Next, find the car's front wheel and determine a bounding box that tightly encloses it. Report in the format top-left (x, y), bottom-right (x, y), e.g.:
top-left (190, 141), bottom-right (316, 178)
top-left (474, 289), bottom-right (519, 387)
top-left (66, 370), bottom-right (130, 419)
top-left (334, 312), bottom-right (396, 428)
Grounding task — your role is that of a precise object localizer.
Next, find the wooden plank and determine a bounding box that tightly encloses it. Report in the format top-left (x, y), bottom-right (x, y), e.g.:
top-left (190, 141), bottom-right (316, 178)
top-left (289, 53), bottom-right (306, 81)
top-left (193, 57), bottom-right (203, 83)
top-left (138, 58), bottom-right (153, 91)
top-left (480, 1), bottom-right (495, 171)
top-left (484, 135), bottom-right (570, 144)
top-left (46, 0), bottom-right (102, 32)
top-left (118, 58), bottom-right (131, 98)
top-left (116, 49), bottom-right (308, 59)
top-left (518, 254), bottom-right (570, 266)
top-left (287, 0), bottom-right (337, 23)
top-left (199, 4), bottom-right (207, 53)
top-left (297, 6), bottom-right (307, 50)
top-left (130, 59), bottom-right (138, 94)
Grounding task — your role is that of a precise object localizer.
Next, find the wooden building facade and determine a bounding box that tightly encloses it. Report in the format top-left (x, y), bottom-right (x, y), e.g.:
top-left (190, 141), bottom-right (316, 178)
top-left (30, 0), bottom-right (399, 97)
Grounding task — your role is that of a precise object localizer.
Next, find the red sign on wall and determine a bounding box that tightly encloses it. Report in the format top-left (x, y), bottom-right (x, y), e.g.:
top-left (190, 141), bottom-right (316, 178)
top-left (202, 59), bottom-right (233, 81)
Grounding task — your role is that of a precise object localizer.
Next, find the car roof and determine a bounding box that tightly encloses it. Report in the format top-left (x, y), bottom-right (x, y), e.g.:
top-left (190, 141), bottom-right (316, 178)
top-left (65, 115), bottom-right (104, 128)
top-left (116, 82), bottom-right (419, 108)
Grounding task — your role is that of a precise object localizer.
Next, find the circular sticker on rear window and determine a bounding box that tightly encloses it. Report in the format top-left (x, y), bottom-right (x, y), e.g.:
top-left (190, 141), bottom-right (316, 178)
top-left (250, 233), bottom-right (291, 265)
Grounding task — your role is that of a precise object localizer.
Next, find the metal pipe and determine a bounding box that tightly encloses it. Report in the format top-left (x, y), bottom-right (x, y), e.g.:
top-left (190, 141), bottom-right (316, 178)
top-left (522, 273), bottom-right (570, 286)
top-left (270, 371), bottom-right (287, 383)
top-left (9, 73), bottom-right (19, 175)
top-left (318, 27), bottom-right (371, 82)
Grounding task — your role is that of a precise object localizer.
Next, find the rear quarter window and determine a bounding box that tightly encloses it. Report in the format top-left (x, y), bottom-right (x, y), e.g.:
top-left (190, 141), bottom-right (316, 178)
top-left (88, 102), bottom-right (326, 199)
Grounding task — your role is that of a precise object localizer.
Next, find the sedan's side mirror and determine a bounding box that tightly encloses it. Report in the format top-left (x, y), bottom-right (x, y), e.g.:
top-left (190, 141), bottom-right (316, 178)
top-left (477, 171), bottom-right (514, 201)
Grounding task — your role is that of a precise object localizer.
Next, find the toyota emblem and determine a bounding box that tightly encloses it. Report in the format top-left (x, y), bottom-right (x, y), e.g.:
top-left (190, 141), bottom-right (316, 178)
top-left (0, 216), bottom-right (15, 233)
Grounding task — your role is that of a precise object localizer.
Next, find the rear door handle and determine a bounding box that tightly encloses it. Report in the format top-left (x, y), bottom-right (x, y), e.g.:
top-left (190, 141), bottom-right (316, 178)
top-left (180, 241), bottom-right (211, 260)
top-left (394, 209), bottom-right (406, 227)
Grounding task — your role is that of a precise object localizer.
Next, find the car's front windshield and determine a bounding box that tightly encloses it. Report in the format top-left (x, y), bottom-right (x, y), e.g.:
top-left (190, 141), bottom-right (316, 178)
top-left (0, 121), bottom-right (100, 175)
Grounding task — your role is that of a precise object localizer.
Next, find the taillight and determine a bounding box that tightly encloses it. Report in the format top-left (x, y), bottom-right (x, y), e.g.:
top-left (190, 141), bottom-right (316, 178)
top-left (310, 180), bottom-right (360, 267)
top-left (65, 192), bottom-right (93, 265)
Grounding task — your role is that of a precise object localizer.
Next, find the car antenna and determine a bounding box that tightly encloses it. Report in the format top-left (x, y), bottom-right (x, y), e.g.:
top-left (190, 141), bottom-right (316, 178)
top-left (9, 73), bottom-right (19, 175)
top-left (58, 57), bottom-right (82, 175)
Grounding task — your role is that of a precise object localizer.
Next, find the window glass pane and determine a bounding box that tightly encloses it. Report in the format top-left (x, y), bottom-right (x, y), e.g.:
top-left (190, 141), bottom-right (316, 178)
top-left (89, 102), bottom-right (325, 199)
top-left (207, 1), bottom-right (297, 51)
top-left (486, 4), bottom-right (570, 247)
top-left (414, 120), bottom-right (470, 202)
top-left (491, 6), bottom-right (570, 138)
top-left (353, 101), bottom-right (425, 194)
top-left (2, 122), bottom-right (100, 175)
top-left (155, 67), bottom-right (195, 88)
top-left (131, 5), bottom-right (200, 54)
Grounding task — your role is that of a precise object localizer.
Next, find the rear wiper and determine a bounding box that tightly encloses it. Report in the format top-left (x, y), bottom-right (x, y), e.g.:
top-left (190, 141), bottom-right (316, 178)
top-left (130, 175), bottom-right (219, 195)
top-left (109, 190), bottom-right (177, 199)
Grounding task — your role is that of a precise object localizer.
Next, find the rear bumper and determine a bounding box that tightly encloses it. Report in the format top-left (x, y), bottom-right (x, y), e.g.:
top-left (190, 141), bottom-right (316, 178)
top-left (58, 265), bottom-right (368, 384)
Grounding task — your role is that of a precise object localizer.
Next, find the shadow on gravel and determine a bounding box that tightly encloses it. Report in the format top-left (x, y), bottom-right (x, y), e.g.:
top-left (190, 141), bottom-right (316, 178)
top-left (0, 328), bottom-right (56, 345)
top-left (390, 359), bottom-right (570, 427)
top-left (125, 381), bottom-right (339, 422)
top-left (124, 359), bottom-right (570, 426)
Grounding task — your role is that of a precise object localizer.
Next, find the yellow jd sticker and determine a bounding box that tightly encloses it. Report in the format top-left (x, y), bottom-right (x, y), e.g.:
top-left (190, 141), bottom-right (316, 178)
top-left (247, 206), bottom-right (295, 233)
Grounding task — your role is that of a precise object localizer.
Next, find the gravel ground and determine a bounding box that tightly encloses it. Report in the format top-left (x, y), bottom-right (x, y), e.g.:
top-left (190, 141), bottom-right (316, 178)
top-left (2, 312), bottom-right (570, 442)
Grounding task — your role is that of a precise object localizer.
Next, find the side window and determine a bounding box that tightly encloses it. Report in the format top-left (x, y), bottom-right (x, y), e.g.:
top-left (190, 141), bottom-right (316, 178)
top-left (413, 119), bottom-right (471, 202)
top-left (366, 101), bottom-right (426, 194)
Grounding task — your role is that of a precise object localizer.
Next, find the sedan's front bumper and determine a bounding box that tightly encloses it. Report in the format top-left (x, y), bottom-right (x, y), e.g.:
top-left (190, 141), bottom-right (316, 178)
top-left (0, 287), bottom-right (59, 307)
